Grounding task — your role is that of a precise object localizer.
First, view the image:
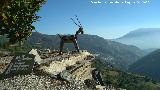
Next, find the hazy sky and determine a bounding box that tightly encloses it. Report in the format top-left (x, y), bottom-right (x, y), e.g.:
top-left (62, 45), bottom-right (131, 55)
top-left (34, 0), bottom-right (160, 39)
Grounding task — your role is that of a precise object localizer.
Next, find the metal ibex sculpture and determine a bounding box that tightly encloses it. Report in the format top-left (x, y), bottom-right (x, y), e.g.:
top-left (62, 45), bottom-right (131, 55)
top-left (58, 15), bottom-right (84, 54)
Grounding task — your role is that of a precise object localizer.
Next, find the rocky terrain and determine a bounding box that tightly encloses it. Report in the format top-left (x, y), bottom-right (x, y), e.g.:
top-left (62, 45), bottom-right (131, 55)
top-left (0, 49), bottom-right (124, 90)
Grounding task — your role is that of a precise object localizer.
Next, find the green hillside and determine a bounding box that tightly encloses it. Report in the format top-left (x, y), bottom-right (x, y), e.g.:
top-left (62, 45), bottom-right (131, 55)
top-left (129, 49), bottom-right (160, 81)
top-left (93, 58), bottom-right (160, 90)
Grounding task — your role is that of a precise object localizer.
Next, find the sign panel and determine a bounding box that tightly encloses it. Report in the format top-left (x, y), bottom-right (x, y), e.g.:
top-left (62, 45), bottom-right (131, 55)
top-left (3, 53), bottom-right (35, 78)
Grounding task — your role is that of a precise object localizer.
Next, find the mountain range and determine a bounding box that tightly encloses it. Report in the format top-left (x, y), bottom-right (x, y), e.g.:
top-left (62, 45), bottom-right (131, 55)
top-left (2, 28), bottom-right (160, 72)
top-left (25, 29), bottom-right (160, 79)
top-left (114, 28), bottom-right (160, 50)
top-left (1, 29), bottom-right (160, 85)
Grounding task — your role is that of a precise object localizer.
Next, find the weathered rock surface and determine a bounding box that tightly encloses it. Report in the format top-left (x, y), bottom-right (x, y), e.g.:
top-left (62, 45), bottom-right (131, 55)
top-left (38, 51), bottom-right (91, 78)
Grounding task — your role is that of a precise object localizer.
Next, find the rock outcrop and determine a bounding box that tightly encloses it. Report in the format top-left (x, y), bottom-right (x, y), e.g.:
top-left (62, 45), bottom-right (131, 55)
top-left (0, 49), bottom-right (124, 90)
top-left (37, 51), bottom-right (93, 80)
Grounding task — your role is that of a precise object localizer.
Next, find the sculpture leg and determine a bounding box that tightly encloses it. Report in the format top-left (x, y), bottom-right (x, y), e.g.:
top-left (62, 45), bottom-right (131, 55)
top-left (73, 39), bottom-right (80, 52)
top-left (59, 40), bottom-right (64, 54)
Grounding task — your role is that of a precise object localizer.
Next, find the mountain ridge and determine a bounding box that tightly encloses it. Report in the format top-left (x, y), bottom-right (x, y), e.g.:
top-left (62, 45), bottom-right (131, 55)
top-left (114, 28), bottom-right (160, 49)
top-left (129, 49), bottom-right (160, 81)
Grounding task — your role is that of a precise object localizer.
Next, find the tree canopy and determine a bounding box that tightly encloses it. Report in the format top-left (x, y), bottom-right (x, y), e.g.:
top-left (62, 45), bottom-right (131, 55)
top-left (0, 0), bottom-right (46, 45)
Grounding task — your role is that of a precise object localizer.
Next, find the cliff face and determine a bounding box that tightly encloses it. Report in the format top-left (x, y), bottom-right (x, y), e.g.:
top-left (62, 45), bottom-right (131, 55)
top-left (71, 60), bottom-right (92, 81)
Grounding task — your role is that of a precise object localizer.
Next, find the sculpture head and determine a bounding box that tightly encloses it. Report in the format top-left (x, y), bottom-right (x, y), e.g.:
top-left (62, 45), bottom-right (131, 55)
top-left (78, 27), bottom-right (84, 34)
top-left (75, 27), bottom-right (84, 35)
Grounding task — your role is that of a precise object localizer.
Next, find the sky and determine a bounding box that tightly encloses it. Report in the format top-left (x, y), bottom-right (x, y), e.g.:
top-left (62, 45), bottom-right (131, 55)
top-left (34, 0), bottom-right (160, 39)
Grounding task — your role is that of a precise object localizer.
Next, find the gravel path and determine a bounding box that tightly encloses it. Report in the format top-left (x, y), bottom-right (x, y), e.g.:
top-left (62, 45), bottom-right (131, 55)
top-left (0, 74), bottom-right (89, 90)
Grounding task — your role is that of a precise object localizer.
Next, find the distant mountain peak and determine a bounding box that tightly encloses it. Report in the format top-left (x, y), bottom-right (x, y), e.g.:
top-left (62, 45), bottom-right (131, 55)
top-left (114, 28), bottom-right (160, 49)
top-left (119, 28), bottom-right (160, 38)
